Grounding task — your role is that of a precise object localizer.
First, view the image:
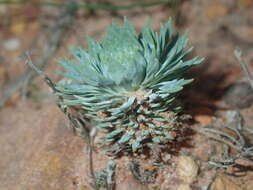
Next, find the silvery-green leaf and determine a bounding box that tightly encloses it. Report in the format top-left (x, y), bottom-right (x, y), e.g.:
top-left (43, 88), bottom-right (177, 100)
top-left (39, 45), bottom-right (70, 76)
top-left (105, 128), bottom-right (123, 139)
top-left (152, 137), bottom-right (161, 144)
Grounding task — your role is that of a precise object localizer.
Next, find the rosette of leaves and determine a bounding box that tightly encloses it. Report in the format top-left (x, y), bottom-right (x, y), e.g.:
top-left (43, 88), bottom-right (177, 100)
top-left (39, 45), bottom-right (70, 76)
top-left (55, 18), bottom-right (203, 154)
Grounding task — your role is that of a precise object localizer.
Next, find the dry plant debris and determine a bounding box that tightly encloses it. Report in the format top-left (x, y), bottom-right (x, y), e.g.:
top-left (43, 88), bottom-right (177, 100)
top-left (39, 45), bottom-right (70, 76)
top-left (200, 111), bottom-right (253, 169)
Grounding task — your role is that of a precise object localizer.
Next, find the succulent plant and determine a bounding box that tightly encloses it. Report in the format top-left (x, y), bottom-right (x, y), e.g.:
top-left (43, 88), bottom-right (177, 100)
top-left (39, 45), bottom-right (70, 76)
top-left (55, 18), bottom-right (203, 154)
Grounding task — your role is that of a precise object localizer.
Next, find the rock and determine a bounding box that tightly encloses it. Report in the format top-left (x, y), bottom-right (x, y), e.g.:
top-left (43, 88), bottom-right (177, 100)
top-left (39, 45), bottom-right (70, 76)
top-left (177, 184), bottom-right (192, 190)
top-left (11, 21), bottom-right (26, 35)
top-left (176, 156), bottom-right (199, 184)
top-left (224, 82), bottom-right (253, 109)
top-left (3, 38), bottom-right (21, 51)
top-left (0, 104), bottom-right (86, 189)
top-left (195, 115), bottom-right (212, 126)
top-left (118, 174), bottom-right (146, 190)
top-left (192, 134), bottom-right (214, 162)
top-left (211, 174), bottom-right (244, 190)
top-left (239, 0), bottom-right (253, 8)
top-left (246, 180), bottom-right (253, 190)
top-left (206, 3), bottom-right (228, 20)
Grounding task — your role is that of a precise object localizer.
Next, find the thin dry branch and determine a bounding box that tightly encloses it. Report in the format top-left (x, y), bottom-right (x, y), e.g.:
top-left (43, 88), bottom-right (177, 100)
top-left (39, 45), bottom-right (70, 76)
top-left (234, 48), bottom-right (253, 89)
top-left (0, 0), bottom-right (77, 108)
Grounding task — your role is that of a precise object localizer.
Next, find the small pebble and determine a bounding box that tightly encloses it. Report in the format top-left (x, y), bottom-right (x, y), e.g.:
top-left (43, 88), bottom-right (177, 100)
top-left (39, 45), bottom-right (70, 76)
top-left (3, 38), bottom-right (21, 51)
top-left (176, 155), bottom-right (199, 184)
top-left (177, 184), bottom-right (192, 190)
top-left (224, 82), bottom-right (253, 109)
top-left (210, 174), bottom-right (243, 190)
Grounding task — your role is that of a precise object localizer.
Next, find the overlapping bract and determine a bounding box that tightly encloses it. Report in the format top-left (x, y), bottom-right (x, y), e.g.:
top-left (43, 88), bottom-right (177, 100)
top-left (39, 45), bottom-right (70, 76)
top-left (55, 18), bottom-right (203, 153)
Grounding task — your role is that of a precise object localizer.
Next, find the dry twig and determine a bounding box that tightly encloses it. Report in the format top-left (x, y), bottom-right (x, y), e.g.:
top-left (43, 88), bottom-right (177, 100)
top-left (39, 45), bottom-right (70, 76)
top-left (234, 48), bottom-right (253, 89)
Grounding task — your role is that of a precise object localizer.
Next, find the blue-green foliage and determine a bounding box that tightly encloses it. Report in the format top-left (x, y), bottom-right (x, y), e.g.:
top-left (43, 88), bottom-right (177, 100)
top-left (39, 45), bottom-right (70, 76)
top-left (55, 18), bottom-right (203, 153)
